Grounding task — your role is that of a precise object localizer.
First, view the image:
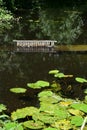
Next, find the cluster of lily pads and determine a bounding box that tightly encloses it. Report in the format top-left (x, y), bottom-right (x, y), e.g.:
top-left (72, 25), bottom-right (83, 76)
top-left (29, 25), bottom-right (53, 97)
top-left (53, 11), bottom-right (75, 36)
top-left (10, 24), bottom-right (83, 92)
top-left (0, 69), bottom-right (87, 130)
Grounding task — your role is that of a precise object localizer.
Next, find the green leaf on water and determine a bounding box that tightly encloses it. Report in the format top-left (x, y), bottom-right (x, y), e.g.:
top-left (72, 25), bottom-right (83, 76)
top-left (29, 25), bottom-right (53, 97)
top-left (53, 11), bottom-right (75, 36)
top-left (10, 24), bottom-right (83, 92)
top-left (52, 119), bottom-right (72, 129)
top-left (38, 91), bottom-right (63, 104)
top-left (49, 70), bottom-right (59, 74)
top-left (33, 112), bottom-right (58, 124)
top-left (38, 90), bottom-right (53, 97)
top-left (84, 96), bottom-right (87, 104)
top-left (39, 96), bottom-right (58, 104)
top-left (11, 107), bottom-right (39, 120)
top-left (23, 120), bottom-right (44, 129)
top-left (39, 103), bottom-right (69, 119)
top-left (84, 89), bottom-right (87, 94)
top-left (54, 73), bottom-right (65, 78)
top-left (71, 116), bottom-right (84, 126)
top-left (75, 77), bottom-right (87, 83)
top-left (4, 122), bottom-right (23, 130)
top-left (0, 104), bottom-right (7, 112)
top-left (10, 88), bottom-right (27, 93)
top-left (27, 80), bottom-right (49, 89)
top-left (43, 127), bottom-right (58, 130)
top-left (4, 122), bottom-right (17, 130)
top-left (71, 103), bottom-right (87, 113)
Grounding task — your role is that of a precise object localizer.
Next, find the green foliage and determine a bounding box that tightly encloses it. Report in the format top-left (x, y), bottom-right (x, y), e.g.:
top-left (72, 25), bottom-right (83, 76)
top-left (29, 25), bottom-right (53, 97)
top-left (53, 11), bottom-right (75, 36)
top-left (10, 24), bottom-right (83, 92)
top-left (43, 127), bottom-right (58, 130)
top-left (54, 73), bottom-right (65, 78)
top-left (0, 104), bottom-right (7, 112)
top-left (38, 10), bottom-right (83, 44)
top-left (23, 120), bottom-right (44, 129)
top-left (49, 69), bottom-right (73, 79)
top-left (71, 116), bottom-right (84, 126)
top-left (27, 80), bottom-right (50, 89)
top-left (0, 7), bottom-right (13, 33)
top-left (71, 103), bottom-right (87, 113)
top-left (11, 107), bottom-right (39, 120)
top-left (75, 77), bottom-right (87, 83)
top-left (0, 69), bottom-right (87, 129)
top-left (10, 87), bottom-right (27, 93)
top-left (84, 89), bottom-right (87, 94)
top-left (4, 122), bottom-right (23, 130)
top-left (49, 70), bottom-right (59, 75)
top-left (0, 0), bottom-right (13, 43)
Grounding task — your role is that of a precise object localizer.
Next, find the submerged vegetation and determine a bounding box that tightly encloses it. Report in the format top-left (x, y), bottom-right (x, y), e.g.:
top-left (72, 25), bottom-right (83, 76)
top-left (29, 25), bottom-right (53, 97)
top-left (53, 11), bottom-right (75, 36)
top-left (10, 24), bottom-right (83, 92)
top-left (0, 70), bottom-right (87, 129)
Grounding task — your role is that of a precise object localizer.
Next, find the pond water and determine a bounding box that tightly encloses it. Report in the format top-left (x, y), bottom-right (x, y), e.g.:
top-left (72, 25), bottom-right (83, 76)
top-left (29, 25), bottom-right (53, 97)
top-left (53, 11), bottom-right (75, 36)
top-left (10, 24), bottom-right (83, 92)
top-left (0, 2), bottom-right (87, 112)
top-left (0, 49), bottom-right (87, 112)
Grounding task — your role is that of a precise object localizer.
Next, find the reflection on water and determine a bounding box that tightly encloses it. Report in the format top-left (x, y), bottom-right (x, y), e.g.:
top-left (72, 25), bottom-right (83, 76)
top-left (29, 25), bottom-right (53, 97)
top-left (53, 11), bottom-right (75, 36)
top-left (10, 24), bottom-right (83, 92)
top-left (0, 49), bottom-right (87, 112)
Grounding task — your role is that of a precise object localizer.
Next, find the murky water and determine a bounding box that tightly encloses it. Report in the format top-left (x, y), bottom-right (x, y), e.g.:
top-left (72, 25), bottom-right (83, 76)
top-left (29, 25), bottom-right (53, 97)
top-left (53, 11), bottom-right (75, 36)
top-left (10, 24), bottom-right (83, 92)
top-left (0, 49), bottom-right (87, 112)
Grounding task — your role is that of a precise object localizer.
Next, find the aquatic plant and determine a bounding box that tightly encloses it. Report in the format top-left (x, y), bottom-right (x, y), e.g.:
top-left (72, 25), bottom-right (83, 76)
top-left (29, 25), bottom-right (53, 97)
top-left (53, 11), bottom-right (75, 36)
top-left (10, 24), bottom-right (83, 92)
top-left (8, 69), bottom-right (87, 129)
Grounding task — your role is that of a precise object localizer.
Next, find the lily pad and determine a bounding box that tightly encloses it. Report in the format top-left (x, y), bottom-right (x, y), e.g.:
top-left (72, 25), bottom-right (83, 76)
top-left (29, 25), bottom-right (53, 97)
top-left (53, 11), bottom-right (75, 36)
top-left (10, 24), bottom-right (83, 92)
top-left (0, 104), bottom-right (7, 112)
top-left (71, 116), bottom-right (84, 126)
top-left (10, 88), bottom-right (27, 93)
top-left (71, 103), bottom-right (87, 113)
top-left (43, 127), bottom-right (58, 130)
top-left (68, 109), bottom-right (84, 116)
top-left (38, 90), bottom-right (53, 98)
top-left (84, 89), bottom-right (87, 94)
top-left (4, 122), bottom-right (23, 130)
top-left (39, 96), bottom-right (58, 104)
top-left (33, 112), bottom-right (58, 124)
top-left (27, 80), bottom-right (49, 89)
top-left (75, 77), bottom-right (87, 83)
top-left (84, 96), bottom-right (87, 104)
top-left (54, 73), bottom-right (65, 78)
top-left (52, 119), bottom-right (72, 129)
top-left (49, 70), bottom-right (59, 74)
top-left (40, 103), bottom-right (70, 119)
top-left (11, 107), bottom-right (39, 120)
top-left (23, 120), bottom-right (44, 129)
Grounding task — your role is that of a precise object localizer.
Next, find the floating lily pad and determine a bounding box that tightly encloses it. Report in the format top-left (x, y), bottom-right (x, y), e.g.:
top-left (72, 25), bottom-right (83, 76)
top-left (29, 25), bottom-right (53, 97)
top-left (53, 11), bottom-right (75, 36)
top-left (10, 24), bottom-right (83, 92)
top-left (68, 109), bottom-right (84, 116)
top-left (10, 88), bottom-right (27, 93)
top-left (40, 103), bottom-right (69, 119)
top-left (38, 90), bottom-right (53, 97)
top-left (11, 107), bottom-right (39, 120)
top-left (39, 96), bottom-right (58, 104)
top-left (4, 122), bottom-right (23, 130)
top-left (84, 89), bottom-right (87, 94)
top-left (71, 103), bottom-right (87, 113)
top-left (64, 74), bottom-right (73, 78)
top-left (49, 70), bottom-right (59, 74)
top-left (54, 73), bottom-right (65, 78)
top-left (43, 127), bottom-right (58, 130)
top-left (27, 80), bottom-right (49, 89)
top-left (23, 120), bottom-right (44, 129)
top-left (71, 116), bottom-right (84, 126)
top-left (33, 112), bottom-right (58, 124)
top-left (52, 119), bottom-right (72, 129)
top-left (40, 103), bottom-right (58, 115)
top-left (84, 96), bottom-right (87, 104)
top-left (59, 101), bottom-right (72, 107)
top-left (75, 77), bottom-right (87, 83)
top-left (0, 104), bottom-right (7, 112)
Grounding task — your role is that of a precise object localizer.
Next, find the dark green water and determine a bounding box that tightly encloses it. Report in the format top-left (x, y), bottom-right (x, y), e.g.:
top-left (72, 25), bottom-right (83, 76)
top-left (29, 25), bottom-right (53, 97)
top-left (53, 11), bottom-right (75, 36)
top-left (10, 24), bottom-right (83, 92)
top-left (0, 50), bottom-right (87, 112)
